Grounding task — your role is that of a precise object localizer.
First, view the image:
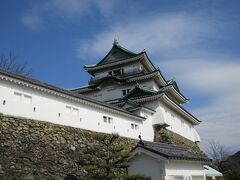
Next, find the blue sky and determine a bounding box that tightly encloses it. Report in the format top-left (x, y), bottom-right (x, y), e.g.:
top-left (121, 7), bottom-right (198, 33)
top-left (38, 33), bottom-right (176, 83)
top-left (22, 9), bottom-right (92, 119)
top-left (1, 0), bottom-right (240, 152)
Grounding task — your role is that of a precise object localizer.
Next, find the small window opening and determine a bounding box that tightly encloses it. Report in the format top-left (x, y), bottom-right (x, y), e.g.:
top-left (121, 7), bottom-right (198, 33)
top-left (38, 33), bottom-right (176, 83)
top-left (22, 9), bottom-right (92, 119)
top-left (3, 100), bottom-right (6, 105)
top-left (113, 69), bottom-right (121, 76)
top-left (122, 89), bottom-right (130, 96)
top-left (131, 123), bottom-right (139, 131)
top-left (108, 117), bottom-right (113, 124)
top-left (103, 116), bottom-right (107, 123)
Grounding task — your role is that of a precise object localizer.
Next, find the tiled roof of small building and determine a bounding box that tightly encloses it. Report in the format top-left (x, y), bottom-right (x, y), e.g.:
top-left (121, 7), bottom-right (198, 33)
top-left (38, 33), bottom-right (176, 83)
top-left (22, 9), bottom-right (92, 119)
top-left (132, 141), bottom-right (210, 162)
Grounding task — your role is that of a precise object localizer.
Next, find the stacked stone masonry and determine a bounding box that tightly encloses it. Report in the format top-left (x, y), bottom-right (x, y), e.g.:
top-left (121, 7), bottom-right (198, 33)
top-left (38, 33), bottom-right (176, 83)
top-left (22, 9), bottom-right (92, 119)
top-left (0, 114), bottom-right (204, 179)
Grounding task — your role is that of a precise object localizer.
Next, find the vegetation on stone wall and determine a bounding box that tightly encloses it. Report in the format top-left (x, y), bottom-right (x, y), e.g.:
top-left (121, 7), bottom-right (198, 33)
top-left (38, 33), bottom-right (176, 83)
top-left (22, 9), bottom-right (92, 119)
top-left (78, 133), bottom-right (146, 180)
top-left (154, 126), bottom-right (205, 155)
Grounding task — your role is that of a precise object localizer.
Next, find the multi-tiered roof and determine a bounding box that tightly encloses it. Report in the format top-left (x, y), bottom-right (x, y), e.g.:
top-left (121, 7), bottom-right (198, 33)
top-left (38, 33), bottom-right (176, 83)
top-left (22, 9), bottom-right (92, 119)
top-left (71, 41), bottom-right (200, 125)
top-left (72, 41), bottom-right (188, 104)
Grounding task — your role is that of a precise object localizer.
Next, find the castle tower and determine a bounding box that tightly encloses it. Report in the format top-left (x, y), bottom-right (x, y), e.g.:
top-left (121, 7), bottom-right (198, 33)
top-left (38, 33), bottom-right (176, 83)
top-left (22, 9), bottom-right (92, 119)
top-left (71, 41), bottom-right (201, 142)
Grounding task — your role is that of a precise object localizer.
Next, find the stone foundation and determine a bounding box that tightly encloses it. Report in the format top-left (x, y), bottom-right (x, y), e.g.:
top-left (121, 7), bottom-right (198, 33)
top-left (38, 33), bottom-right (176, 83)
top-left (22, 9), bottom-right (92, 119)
top-left (0, 114), bottom-right (205, 179)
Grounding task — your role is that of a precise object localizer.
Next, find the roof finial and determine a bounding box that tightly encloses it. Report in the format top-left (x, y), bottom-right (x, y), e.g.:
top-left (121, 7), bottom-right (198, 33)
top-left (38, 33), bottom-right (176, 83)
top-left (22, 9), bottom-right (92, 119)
top-left (113, 36), bottom-right (119, 45)
top-left (138, 135), bottom-right (144, 146)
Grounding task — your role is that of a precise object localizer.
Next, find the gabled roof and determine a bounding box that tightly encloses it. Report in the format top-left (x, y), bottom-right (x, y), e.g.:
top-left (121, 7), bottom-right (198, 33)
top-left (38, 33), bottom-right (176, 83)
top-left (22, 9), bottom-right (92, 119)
top-left (84, 52), bottom-right (145, 74)
top-left (108, 91), bottom-right (200, 125)
top-left (84, 45), bottom-right (157, 74)
top-left (96, 42), bottom-right (137, 66)
top-left (124, 85), bottom-right (157, 99)
top-left (167, 79), bottom-right (180, 92)
top-left (204, 165), bottom-right (223, 177)
top-left (131, 141), bottom-right (210, 162)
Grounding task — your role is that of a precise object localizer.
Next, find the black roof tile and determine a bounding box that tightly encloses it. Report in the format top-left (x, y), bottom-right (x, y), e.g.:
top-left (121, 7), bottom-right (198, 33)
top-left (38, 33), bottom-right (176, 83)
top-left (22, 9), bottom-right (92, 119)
top-left (132, 141), bottom-right (210, 162)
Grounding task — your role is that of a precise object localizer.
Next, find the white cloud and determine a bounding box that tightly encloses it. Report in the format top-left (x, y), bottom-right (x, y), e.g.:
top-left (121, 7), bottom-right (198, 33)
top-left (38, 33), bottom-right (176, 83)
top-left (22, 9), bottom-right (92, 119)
top-left (21, 1), bottom-right (240, 150)
top-left (21, 0), bottom-right (117, 30)
top-left (75, 11), bottom-right (240, 150)
top-left (76, 13), bottom-right (215, 60)
top-left (162, 58), bottom-right (240, 150)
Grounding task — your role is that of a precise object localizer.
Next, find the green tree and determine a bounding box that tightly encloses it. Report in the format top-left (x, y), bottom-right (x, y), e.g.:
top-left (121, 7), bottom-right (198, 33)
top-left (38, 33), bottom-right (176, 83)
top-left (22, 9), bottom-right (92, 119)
top-left (78, 133), bottom-right (145, 180)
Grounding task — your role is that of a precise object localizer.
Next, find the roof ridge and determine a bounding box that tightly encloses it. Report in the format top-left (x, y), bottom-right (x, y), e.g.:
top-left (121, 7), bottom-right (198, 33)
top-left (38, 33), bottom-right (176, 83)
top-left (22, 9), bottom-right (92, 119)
top-left (84, 52), bottom-right (144, 69)
top-left (114, 43), bottom-right (137, 56)
top-left (96, 44), bottom-right (138, 66)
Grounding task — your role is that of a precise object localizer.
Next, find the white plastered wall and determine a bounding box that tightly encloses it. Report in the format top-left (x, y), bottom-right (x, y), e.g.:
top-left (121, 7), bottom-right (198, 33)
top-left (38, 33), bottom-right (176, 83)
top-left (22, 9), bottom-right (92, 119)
top-left (129, 151), bottom-right (205, 180)
top-left (165, 160), bottom-right (205, 178)
top-left (128, 153), bottom-right (165, 180)
top-left (85, 79), bottom-right (160, 102)
top-left (143, 100), bottom-right (200, 142)
top-left (0, 79), bottom-right (153, 141)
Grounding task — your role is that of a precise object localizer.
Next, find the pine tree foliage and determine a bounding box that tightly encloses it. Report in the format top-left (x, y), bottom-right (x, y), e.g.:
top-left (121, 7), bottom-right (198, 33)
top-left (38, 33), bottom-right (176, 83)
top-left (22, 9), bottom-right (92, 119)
top-left (78, 133), bottom-right (146, 180)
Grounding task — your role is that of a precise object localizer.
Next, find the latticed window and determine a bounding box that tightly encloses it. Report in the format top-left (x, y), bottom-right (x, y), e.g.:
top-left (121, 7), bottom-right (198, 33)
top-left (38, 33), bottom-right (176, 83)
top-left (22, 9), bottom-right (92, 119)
top-left (13, 92), bottom-right (32, 105)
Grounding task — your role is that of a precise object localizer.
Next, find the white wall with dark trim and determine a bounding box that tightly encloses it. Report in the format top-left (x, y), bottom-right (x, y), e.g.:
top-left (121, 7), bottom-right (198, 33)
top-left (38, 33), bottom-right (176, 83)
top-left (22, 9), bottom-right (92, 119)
top-left (0, 78), bottom-right (153, 141)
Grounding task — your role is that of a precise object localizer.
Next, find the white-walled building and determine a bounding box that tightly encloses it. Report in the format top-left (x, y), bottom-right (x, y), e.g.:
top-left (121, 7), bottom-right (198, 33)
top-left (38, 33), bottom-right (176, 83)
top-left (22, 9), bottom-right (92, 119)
top-left (71, 40), bottom-right (201, 143)
top-left (129, 141), bottom-right (209, 180)
top-left (0, 69), bottom-right (146, 140)
top-left (0, 40), bottom-right (210, 179)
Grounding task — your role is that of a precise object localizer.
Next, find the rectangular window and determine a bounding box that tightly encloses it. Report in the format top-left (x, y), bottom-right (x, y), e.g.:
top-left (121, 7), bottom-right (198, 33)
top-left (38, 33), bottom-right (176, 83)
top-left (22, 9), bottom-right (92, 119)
top-left (131, 123), bottom-right (139, 131)
top-left (108, 117), bottom-right (113, 124)
top-left (13, 92), bottom-right (22, 102)
top-left (121, 68), bottom-right (124, 75)
top-left (135, 124), bottom-right (139, 130)
top-left (66, 106), bottom-right (79, 116)
top-left (23, 95), bottom-right (32, 104)
top-left (103, 116), bottom-right (107, 123)
top-left (103, 116), bottom-right (113, 124)
top-left (13, 92), bottom-right (32, 104)
top-left (66, 106), bottom-right (71, 114)
top-left (113, 69), bottom-right (121, 75)
top-left (122, 89), bottom-right (130, 96)
top-left (72, 108), bottom-right (79, 116)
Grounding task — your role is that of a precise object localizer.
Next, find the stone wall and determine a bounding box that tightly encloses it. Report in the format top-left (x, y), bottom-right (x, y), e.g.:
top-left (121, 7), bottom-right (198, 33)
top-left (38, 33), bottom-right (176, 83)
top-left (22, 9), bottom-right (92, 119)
top-left (154, 125), bottom-right (204, 155)
top-left (0, 114), bottom-right (137, 179)
top-left (0, 114), bottom-right (204, 179)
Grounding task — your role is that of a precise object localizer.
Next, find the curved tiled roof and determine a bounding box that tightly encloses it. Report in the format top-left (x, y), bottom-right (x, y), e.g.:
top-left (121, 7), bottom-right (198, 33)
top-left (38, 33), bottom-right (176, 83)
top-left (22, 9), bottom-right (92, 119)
top-left (132, 141), bottom-right (210, 162)
top-left (107, 88), bottom-right (200, 125)
top-left (96, 43), bottom-right (137, 66)
top-left (70, 70), bottom-right (160, 92)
